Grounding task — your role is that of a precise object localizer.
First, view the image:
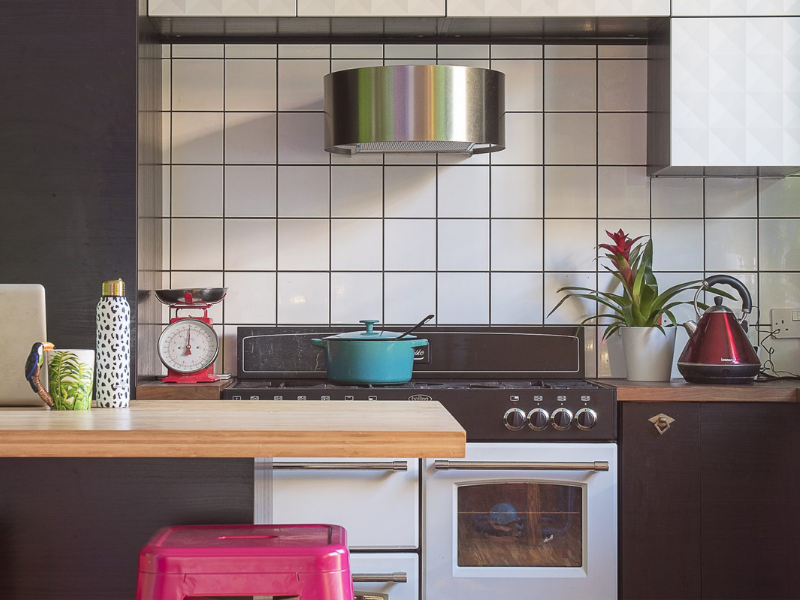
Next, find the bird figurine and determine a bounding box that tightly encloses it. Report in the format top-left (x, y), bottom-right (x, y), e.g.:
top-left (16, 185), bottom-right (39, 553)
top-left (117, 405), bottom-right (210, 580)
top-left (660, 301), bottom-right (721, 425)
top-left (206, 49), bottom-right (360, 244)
top-left (25, 342), bottom-right (55, 407)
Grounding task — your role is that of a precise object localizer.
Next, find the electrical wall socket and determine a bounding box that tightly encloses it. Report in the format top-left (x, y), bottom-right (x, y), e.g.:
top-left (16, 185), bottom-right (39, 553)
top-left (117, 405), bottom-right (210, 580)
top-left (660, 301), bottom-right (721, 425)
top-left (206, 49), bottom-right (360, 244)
top-left (770, 309), bottom-right (800, 338)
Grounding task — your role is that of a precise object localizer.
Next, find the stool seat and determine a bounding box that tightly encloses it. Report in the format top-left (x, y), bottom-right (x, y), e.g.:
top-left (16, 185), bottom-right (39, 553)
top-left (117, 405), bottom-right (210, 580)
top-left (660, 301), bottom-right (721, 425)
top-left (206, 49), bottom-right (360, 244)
top-left (136, 524), bottom-right (353, 600)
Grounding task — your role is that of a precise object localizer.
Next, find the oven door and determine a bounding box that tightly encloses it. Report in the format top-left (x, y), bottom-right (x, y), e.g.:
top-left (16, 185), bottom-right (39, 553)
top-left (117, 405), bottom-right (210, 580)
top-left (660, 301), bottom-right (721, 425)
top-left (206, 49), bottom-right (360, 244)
top-left (423, 443), bottom-right (617, 600)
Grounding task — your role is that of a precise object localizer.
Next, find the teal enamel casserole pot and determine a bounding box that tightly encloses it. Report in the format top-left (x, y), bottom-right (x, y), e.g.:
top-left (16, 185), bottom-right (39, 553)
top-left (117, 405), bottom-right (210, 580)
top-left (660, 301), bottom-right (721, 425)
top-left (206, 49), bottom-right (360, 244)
top-left (311, 320), bottom-right (428, 385)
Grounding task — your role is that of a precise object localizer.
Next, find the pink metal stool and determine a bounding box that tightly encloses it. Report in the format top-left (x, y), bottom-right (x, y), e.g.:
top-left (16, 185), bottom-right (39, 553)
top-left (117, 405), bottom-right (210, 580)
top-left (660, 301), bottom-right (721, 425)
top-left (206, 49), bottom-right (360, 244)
top-left (135, 524), bottom-right (353, 600)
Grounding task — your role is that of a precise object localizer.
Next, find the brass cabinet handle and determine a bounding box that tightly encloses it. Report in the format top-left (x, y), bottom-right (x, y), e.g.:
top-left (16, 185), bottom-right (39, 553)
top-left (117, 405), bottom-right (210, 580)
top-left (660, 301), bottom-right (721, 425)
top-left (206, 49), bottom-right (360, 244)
top-left (648, 413), bottom-right (675, 435)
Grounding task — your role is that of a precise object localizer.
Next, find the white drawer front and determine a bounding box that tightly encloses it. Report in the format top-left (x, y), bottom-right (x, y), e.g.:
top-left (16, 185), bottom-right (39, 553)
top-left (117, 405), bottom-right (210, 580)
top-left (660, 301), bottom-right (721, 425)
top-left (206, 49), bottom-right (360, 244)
top-left (270, 457), bottom-right (419, 549)
top-left (351, 553), bottom-right (419, 600)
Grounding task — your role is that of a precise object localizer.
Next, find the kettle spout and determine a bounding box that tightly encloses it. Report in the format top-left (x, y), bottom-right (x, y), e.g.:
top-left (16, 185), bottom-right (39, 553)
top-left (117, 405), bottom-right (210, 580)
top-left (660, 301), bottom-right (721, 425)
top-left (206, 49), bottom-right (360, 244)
top-left (682, 321), bottom-right (698, 336)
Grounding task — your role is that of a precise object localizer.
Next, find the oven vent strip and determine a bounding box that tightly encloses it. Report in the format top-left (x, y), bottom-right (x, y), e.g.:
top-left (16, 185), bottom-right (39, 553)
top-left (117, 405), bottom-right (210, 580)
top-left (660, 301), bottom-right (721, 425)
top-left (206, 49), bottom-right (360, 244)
top-left (433, 460), bottom-right (609, 472)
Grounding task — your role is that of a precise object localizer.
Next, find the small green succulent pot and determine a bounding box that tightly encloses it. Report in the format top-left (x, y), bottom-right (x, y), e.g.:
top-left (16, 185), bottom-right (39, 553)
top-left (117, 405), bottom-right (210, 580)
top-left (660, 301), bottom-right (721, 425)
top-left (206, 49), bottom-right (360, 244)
top-left (45, 350), bottom-right (95, 410)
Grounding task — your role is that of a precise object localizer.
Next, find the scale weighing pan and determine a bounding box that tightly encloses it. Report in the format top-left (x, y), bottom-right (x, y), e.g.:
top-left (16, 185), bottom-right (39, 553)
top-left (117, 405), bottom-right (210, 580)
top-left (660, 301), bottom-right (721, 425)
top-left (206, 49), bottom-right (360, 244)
top-left (155, 288), bottom-right (227, 305)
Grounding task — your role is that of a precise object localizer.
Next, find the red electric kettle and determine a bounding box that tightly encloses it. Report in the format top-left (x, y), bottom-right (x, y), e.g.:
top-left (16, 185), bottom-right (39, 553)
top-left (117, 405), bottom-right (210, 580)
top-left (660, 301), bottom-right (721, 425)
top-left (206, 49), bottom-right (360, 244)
top-left (677, 274), bottom-right (761, 384)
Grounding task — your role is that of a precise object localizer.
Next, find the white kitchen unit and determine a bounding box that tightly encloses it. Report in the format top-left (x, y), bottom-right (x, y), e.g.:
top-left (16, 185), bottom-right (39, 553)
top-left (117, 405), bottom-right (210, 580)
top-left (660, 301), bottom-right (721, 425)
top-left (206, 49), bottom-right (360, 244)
top-left (648, 17), bottom-right (800, 176)
top-left (298, 0), bottom-right (444, 16)
top-left (351, 553), bottom-right (420, 600)
top-left (446, 0), bottom-right (668, 18)
top-left (672, 0), bottom-right (800, 16)
top-left (148, 0), bottom-right (296, 17)
top-left (261, 456), bottom-right (419, 550)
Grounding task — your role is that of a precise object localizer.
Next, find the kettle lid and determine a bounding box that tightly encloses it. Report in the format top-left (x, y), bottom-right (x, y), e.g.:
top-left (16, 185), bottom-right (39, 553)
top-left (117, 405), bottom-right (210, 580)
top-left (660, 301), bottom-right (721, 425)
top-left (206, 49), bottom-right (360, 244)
top-left (705, 296), bottom-right (734, 315)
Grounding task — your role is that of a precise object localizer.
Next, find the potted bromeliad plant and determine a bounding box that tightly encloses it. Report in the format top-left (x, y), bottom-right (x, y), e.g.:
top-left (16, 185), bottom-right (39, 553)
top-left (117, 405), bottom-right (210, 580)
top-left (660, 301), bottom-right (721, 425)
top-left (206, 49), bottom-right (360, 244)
top-left (549, 229), bottom-right (726, 382)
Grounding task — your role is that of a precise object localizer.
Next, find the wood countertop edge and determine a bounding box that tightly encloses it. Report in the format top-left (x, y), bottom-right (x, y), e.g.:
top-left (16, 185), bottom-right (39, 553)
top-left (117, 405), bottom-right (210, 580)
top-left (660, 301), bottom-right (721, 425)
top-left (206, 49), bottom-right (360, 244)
top-left (598, 379), bottom-right (800, 403)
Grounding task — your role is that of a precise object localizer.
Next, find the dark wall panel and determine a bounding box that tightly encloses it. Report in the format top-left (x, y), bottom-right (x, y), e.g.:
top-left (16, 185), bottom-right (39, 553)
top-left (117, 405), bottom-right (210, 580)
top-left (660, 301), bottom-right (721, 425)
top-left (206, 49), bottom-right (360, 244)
top-left (0, 0), bottom-right (138, 356)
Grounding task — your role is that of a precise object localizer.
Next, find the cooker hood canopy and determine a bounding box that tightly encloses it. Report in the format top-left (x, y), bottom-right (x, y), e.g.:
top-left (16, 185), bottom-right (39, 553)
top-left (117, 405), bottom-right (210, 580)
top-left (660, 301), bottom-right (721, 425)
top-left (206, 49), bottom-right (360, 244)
top-left (324, 65), bottom-right (505, 155)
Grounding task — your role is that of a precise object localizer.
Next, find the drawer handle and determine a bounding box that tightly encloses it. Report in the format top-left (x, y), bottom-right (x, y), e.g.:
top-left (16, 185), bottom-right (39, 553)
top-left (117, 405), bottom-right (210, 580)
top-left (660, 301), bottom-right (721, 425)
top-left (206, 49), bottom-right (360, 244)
top-left (353, 572), bottom-right (408, 583)
top-left (434, 460), bottom-right (609, 472)
top-left (273, 461), bottom-right (408, 471)
top-left (648, 413), bottom-right (675, 435)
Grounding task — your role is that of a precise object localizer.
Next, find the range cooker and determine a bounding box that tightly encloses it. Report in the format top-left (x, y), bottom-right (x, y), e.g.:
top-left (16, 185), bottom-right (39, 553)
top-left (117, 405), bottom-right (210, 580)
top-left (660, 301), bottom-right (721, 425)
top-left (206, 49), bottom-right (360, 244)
top-left (224, 326), bottom-right (617, 600)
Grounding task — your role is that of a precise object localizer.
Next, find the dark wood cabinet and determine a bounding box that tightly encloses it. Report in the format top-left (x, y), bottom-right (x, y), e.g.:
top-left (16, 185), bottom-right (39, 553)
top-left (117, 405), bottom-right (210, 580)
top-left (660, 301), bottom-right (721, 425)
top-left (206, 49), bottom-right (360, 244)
top-left (621, 401), bottom-right (800, 600)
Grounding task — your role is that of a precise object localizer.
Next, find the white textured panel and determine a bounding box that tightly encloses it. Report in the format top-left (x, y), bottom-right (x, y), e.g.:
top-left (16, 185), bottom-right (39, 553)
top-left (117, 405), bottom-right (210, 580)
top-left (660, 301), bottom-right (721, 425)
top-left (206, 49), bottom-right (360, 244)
top-left (673, 0), bottom-right (800, 14)
top-left (671, 17), bottom-right (800, 166)
top-left (447, 0), bottom-right (665, 16)
top-left (150, 0), bottom-right (294, 14)
top-left (298, 0), bottom-right (443, 16)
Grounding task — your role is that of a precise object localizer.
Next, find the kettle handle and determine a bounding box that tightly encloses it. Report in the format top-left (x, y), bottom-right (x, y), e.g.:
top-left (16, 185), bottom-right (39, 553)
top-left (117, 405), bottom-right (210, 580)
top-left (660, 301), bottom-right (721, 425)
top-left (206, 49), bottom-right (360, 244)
top-left (693, 274), bottom-right (753, 321)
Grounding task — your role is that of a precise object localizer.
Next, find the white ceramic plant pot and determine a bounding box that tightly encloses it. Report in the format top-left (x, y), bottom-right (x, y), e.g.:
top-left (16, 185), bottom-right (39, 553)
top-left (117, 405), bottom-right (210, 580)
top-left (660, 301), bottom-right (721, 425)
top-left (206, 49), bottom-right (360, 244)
top-left (620, 326), bottom-right (677, 382)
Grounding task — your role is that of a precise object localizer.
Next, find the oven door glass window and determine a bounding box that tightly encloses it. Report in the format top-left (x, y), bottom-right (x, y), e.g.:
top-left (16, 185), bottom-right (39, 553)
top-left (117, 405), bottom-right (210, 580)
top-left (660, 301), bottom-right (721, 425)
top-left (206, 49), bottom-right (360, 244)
top-left (457, 482), bottom-right (582, 568)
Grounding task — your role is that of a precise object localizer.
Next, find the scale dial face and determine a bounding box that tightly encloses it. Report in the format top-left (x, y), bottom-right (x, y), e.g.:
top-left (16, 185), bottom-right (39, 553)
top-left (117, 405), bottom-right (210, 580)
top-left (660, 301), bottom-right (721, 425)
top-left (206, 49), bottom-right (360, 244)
top-left (157, 319), bottom-right (219, 373)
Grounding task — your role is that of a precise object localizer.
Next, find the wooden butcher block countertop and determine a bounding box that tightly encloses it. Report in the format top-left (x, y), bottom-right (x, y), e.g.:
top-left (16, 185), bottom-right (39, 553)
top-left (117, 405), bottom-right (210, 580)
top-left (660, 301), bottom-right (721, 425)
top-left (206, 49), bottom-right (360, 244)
top-left (604, 378), bottom-right (800, 402)
top-left (0, 400), bottom-right (466, 458)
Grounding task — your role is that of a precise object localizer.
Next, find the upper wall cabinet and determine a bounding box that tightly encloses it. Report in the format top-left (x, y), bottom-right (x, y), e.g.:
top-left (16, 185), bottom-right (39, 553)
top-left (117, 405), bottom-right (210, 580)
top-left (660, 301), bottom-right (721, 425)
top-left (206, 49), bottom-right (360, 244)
top-left (297, 0), bottom-right (443, 17)
top-left (446, 0), bottom-right (668, 17)
top-left (149, 0), bottom-right (296, 17)
top-left (648, 17), bottom-right (800, 176)
top-left (672, 0), bottom-right (800, 16)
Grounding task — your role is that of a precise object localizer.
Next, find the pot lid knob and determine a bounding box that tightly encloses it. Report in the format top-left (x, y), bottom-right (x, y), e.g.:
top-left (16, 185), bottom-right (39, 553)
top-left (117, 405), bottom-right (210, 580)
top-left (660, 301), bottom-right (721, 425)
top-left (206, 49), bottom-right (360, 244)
top-left (359, 319), bottom-right (380, 336)
top-left (707, 296), bottom-right (734, 314)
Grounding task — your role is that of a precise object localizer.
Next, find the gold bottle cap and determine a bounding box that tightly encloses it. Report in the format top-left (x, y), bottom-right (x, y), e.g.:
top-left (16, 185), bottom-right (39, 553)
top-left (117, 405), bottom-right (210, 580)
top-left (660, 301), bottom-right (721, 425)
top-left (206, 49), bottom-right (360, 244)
top-left (101, 279), bottom-right (125, 297)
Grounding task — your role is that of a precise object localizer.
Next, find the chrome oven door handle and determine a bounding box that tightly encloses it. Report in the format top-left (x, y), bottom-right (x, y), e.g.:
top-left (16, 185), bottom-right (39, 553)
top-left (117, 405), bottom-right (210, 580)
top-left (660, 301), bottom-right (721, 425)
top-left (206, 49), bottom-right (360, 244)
top-left (273, 461), bottom-right (408, 471)
top-left (353, 572), bottom-right (408, 583)
top-left (433, 460), bottom-right (609, 472)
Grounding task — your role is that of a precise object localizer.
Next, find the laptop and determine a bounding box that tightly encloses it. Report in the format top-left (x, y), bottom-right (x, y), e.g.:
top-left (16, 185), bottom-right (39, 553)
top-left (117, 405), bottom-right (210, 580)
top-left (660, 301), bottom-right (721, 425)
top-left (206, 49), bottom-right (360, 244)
top-left (0, 284), bottom-right (48, 407)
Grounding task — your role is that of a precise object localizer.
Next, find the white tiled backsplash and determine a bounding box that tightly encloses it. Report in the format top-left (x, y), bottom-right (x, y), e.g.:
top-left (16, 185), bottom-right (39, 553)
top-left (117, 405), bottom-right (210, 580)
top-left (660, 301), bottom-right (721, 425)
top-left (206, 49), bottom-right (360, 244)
top-left (159, 42), bottom-right (800, 378)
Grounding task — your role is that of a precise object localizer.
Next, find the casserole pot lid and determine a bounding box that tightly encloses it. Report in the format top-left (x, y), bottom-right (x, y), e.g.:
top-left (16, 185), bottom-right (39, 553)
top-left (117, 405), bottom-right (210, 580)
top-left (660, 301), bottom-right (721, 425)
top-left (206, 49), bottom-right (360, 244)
top-left (323, 320), bottom-right (415, 341)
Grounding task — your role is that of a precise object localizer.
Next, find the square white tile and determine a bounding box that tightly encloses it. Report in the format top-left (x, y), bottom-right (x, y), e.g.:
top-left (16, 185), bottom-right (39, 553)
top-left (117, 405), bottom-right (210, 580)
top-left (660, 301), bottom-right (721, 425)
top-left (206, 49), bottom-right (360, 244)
top-left (161, 59), bottom-right (171, 110)
top-left (277, 112), bottom-right (329, 164)
top-left (760, 272), bottom-right (800, 319)
top-left (544, 60), bottom-right (597, 111)
top-left (225, 166), bottom-right (277, 217)
top-left (543, 219), bottom-right (597, 271)
top-left (172, 44), bottom-right (224, 58)
top-left (384, 167), bottom-right (437, 217)
top-left (384, 272), bottom-right (437, 324)
top-left (384, 151), bottom-right (436, 165)
top-left (225, 113), bottom-right (277, 164)
top-left (491, 113), bottom-right (543, 165)
top-left (331, 219), bottom-right (383, 270)
top-left (704, 178), bottom-right (757, 218)
top-left (385, 44), bottom-right (436, 58)
top-left (437, 150), bottom-right (489, 166)
top-left (438, 220), bottom-right (489, 271)
top-left (223, 272), bottom-right (277, 323)
top-left (491, 60), bottom-right (543, 111)
top-left (331, 44), bottom-right (383, 59)
top-left (705, 219), bottom-right (758, 272)
top-left (760, 219), bottom-right (800, 270)
top-left (331, 272), bottom-right (383, 324)
top-left (544, 166), bottom-right (597, 218)
top-left (171, 59), bottom-right (224, 111)
top-left (651, 219), bottom-right (704, 271)
top-left (491, 272), bottom-right (544, 324)
top-left (597, 167), bottom-right (650, 218)
top-left (598, 45), bottom-right (648, 59)
top-left (224, 219), bottom-right (277, 270)
top-left (171, 219), bottom-right (224, 270)
top-left (162, 113), bottom-right (171, 163)
top-left (598, 60), bottom-right (647, 112)
top-left (277, 272), bottom-right (330, 324)
top-left (597, 113), bottom-right (647, 165)
top-left (491, 220), bottom-right (544, 271)
top-left (438, 45), bottom-right (490, 59)
top-left (491, 45), bottom-right (543, 59)
top-left (759, 177), bottom-right (800, 217)
top-left (277, 218), bottom-right (330, 270)
top-left (331, 58), bottom-right (384, 72)
top-left (437, 166), bottom-right (490, 217)
top-left (597, 219), bottom-right (650, 271)
top-left (651, 178), bottom-right (704, 218)
top-left (162, 168), bottom-right (171, 216)
top-left (544, 272), bottom-right (596, 324)
top-left (225, 44), bottom-right (277, 58)
top-left (544, 45), bottom-right (596, 59)
top-left (277, 166), bottom-right (330, 217)
top-left (225, 59), bottom-right (277, 111)
top-left (171, 166), bottom-right (223, 217)
top-left (384, 219), bottom-right (437, 271)
top-left (170, 271), bottom-right (224, 323)
top-left (278, 45), bottom-right (331, 59)
top-left (490, 166), bottom-right (543, 218)
top-left (277, 59), bottom-right (329, 111)
top-left (437, 272), bottom-right (489, 324)
top-left (331, 166), bottom-right (383, 217)
top-left (172, 112), bottom-right (224, 164)
top-left (544, 113), bottom-right (596, 165)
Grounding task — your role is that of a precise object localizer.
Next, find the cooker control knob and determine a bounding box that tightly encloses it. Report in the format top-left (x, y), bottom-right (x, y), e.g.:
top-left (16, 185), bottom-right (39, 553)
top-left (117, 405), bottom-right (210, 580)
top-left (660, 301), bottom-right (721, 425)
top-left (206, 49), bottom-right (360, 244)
top-left (527, 408), bottom-right (549, 431)
top-left (575, 408), bottom-right (598, 430)
top-left (503, 408), bottom-right (527, 431)
top-left (551, 407), bottom-right (573, 431)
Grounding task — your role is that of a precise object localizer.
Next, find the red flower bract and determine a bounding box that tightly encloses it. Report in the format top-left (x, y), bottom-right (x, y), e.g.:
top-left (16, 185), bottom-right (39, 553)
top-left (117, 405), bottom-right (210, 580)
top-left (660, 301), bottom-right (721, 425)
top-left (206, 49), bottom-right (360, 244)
top-left (598, 229), bottom-right (642, 262)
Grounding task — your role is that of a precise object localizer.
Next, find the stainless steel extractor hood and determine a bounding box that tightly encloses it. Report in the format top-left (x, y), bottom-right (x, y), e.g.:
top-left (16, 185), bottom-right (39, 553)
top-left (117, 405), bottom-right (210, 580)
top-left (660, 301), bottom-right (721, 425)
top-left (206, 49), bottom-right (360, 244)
top-left (324, 65), bottom-right (505, 155)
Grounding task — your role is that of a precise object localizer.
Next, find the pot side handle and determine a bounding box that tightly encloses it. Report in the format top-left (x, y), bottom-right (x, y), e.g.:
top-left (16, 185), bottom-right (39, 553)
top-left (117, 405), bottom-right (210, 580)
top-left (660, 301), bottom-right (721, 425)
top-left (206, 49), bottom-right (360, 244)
top-left (311, 338), bottom-right (325, 347)
top-left (409, 339), bottom-right (428, 348)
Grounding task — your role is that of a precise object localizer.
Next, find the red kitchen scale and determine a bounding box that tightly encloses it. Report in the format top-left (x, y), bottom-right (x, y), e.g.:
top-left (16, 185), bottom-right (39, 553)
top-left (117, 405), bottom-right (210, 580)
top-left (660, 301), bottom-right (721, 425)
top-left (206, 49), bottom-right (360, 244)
top-left (154, 288), bottom-right (227, 384)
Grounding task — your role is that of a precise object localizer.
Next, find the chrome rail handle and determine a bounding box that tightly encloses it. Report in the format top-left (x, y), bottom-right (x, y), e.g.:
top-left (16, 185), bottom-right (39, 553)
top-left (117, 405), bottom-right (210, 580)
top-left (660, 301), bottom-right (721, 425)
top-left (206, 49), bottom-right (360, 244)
top-left (273, 461), bottom-right (408, 471)
top-left (353, 572), bottom-right (408, 583)
top-left (433, 460), bottom-right (609, 472)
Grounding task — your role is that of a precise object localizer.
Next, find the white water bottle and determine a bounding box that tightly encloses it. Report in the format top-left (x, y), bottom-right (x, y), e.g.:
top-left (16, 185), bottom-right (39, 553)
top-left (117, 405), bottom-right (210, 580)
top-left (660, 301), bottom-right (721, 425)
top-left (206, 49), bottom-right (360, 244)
top-left (95, 279), bottom-right (131, 407)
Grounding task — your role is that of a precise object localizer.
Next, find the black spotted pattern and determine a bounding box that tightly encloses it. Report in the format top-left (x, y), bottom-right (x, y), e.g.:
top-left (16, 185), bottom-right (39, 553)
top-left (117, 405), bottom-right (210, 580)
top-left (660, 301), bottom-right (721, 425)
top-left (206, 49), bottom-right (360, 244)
top-left (95, 297), bottom-right (131, 407)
